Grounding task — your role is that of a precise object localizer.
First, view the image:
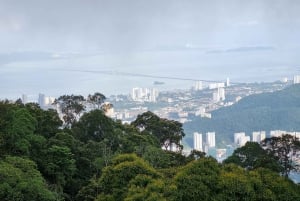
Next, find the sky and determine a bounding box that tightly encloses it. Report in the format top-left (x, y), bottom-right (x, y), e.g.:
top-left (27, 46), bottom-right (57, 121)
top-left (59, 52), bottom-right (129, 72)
top-left (1, 0), bottom-right (300, 99)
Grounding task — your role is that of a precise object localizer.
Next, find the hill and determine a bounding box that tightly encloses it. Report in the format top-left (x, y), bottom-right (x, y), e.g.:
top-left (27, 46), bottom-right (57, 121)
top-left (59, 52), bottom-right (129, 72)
top-left (184, 84), bottom-right (300, 147)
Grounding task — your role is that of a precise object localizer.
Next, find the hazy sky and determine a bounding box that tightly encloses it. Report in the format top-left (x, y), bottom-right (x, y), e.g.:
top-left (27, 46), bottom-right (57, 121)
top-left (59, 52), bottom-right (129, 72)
top-left (1, 0), bottom-right (300, 99)
top-left (1, 0), bottom-right (300, 52)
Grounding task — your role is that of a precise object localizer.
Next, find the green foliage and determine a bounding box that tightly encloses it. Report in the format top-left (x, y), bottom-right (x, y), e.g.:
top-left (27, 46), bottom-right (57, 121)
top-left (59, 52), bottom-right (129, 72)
top-left (132, 111), bottom-right (185, 150)
top-left (249, 168), bottom-right (300, 201)
top-left (72, 109), bottom-right (115, 143)
top-left (95, 154), bottom-right (161, 201)
top-left (0, 156), bottom-right (56, 201)
top-left (25, 103), bottom-right (62, 138)
top-left (1, 97), bottom-right (300, 201)
top-left (125, 175), bottom-right (167, 201)
top-left (224, 142), bottom-right (281, 172)
top-left (43, 145), bottom-right (76, 191)
top-left (87, 92), bottom-right (106, 109)
top-left (142, 146), bottom-right (170, 168)
top-left (262, 134), bottom-right (300, 177)
top-left (55, 94), bottom-right (86, 127)
top-left (174, 157), bottom-right (220, 201)
top-left (217, 164), bottom-right (256, 201)
top-left (3, 108), bottom-right (37, 155)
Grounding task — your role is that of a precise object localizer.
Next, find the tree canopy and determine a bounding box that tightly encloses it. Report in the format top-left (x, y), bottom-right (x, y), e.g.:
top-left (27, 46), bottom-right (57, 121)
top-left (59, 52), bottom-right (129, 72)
top-left (1, 97), bottom-right (300, 201)
top-left (132, 111), bottom-right (185, 150)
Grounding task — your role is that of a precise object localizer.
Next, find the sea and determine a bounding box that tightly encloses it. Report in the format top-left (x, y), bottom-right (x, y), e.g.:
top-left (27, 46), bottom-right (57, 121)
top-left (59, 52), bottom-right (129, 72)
top-left (0, 49), bottom-right (299, 100)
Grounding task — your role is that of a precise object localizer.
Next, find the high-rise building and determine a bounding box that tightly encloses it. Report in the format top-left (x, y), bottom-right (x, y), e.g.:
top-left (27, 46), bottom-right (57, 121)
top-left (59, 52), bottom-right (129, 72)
top-left (226, 78), bottom-right (230, 87)
top-left (213, 91), bottom-right (220, 102)
top-left (131, 88), bottom-right (140, 101)
top-left (213, 87), bottom-right (225, 102)
top-left (219, 88), bottom-right (225, 101)
top-left (234, 132), bottom-right (245, 144)
top-left (194, 132), bottom-right (203, 151)
top-left (22, 94), bottom-right (28, 104)
top-left (270, 130), bottom-right (286, 137)
top-left (194, 81), bottom-right (203, 91)
top-left (240, 136), bottom-right (250, 147)
top-left (206, 132), bottom-right (216, 148)
top-left (209, 82), bottom-right (225, 89)
top-left (294, 75), bottom-right (300, 84)
top-left (38, 93), bottom-right (45, 108)
top-left (252, 131), bottom-right (266, 143)
top-left (131, 87), bottom-right (158, 102)
top-left (149, 88), bottom-right (159, 102)
top-left (234, 132), bottom-right (251, 147)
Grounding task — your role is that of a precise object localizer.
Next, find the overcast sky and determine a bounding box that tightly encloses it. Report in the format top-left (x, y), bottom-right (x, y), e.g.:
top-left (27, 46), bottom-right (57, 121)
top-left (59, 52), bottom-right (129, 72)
top-left (1, 0), bottom-right (299, 52)
top-left (1, 0), bottom-right (300, 98)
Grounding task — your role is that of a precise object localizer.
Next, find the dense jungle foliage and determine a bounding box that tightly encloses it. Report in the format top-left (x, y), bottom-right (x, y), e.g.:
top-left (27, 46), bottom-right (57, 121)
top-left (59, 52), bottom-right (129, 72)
top-left (1, 94), bottom-right (300, 201)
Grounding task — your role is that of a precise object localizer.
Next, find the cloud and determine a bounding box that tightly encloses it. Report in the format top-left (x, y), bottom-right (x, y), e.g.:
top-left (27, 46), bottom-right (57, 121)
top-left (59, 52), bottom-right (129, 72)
top-left (206, 46), bottom-right (275, 54)
top-left (0, 17), bottom-right (24, 31)
top-left (0, 51), bottom-right (78, 65)
top-left (234, 20), bottom-right (259, 27)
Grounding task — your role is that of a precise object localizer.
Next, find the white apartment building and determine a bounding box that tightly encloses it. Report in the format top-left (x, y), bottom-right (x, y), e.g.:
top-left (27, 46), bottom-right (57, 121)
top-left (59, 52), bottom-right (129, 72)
top-left (240, 136), bottom-right (251, 147)
top-left (194, 132), bottom-right (203, 151)
top-left (294, 75), bottom-right (300, 84)
top-left (213, 87), bottom-right (225, 102)
top-left (234, 132), bottom-right (250, 147)
top-left (206, 132), bottom-right (216, 148)
top-left (131, 87), bottom-right (159, 102)
top-left (209, 82), bottom-right (225, 89)
top-left (252, 131), bottom-right (266, 143)
top-left (194, 81), bottom-right (203, 91)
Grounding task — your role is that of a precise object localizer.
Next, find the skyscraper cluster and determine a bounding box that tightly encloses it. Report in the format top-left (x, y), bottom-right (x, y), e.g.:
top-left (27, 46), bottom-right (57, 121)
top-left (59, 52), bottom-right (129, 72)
top-left (131, 87), bottom-right (159, 102)
top-left (193, 132), bottom-right (216, 152)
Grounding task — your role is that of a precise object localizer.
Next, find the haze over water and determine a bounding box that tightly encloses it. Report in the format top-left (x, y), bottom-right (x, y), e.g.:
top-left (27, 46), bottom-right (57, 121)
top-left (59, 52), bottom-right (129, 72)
top-left (0, 0), bottom-right (300, 99)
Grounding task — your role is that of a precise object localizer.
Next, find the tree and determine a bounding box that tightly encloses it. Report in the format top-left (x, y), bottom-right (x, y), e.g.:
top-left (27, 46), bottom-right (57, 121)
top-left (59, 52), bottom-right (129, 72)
top-left (261, 134), bottom-right (300, 177)
top-left (25, 103), bottom-right (63, 138)
top-left (142, 146), bottom-right (170, 168)
top-left (55, 95), bottom-right (85, 127)
top-left (217, 164), bottom-right (256, 201)
top-left (0, 156), bottom-right (56, 201)
top-left (187, 149), bottom-right (206, 160)
top-left (124, 175), bottom-right (167, 201)
top-left (72, 110), bottom-right (115, 143)
top-left (100, 102), bottom-right (113, 113)
top-left (43, 145), bottom-right (76, 194)
top-left (4, 108), bottom-right (37, 155)
top-left (94, 154), bottom-right (160, 201)
top-left (248, 168), bottom-right (300, 201)
top-left (87, 92), bottom-right (106, 109)
top-left (224, 142), bottom-right (281, 172)
top-left (131, 111), bottom-right (185, 151)
top-left (174, 157), bottom-right (220, 201)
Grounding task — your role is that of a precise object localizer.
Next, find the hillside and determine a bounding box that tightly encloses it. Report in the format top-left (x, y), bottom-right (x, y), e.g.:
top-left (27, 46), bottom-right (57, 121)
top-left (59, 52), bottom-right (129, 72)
top-left (184, 84), bottom-right (300, 147)
top-left (2, 95), bottom-right (300, 200)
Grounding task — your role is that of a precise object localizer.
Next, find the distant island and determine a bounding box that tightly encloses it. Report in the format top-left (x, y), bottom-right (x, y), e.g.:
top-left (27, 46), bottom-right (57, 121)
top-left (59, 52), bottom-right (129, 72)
top-left (153, 81), bottom-right (165, 85)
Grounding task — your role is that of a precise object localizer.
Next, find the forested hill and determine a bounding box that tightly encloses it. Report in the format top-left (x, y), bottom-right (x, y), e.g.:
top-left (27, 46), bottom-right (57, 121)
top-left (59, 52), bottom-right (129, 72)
top-left (2, 94), bottom-right (300, 200)
top-left (184, 84), bottom-right (300, 146)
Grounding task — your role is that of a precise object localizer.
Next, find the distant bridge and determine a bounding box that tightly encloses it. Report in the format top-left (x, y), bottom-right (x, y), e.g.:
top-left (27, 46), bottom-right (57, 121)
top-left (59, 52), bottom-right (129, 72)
top-left (62, 69), bottom-right (242, 84)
